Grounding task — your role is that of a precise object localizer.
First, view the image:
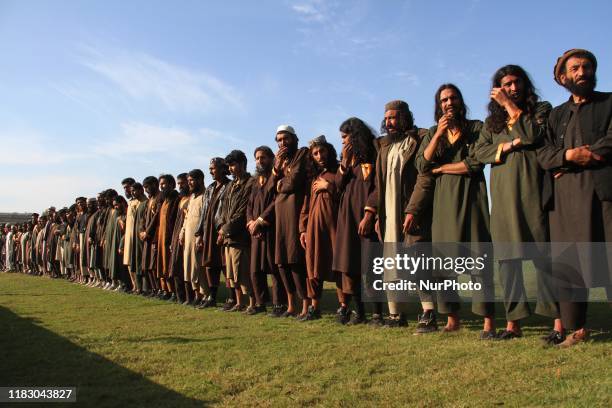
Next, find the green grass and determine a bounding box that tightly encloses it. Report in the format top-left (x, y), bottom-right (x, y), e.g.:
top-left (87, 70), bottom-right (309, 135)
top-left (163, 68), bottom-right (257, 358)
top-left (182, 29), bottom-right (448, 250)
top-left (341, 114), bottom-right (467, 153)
top-left (0, 272), bottom-right (610, 407)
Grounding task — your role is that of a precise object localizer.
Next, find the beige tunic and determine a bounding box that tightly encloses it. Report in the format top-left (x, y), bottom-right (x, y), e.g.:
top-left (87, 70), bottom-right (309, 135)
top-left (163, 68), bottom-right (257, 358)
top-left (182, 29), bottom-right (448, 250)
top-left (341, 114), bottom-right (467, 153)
top-left (384, 137), bottom-right (412, 242)
top-left (181, 193), bottom-right (204, 281)
top-left (122, 198), bottom-right (139, 265)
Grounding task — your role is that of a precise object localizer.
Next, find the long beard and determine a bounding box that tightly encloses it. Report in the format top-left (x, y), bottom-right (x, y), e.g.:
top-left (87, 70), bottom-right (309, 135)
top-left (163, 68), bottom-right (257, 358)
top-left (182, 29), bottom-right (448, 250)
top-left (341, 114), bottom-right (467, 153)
top-left (564, 75), bottom-right (596, 98)
top-left (255, 164), bottom-right (272, 176)
top-left (190, 184), bottom-right (203, 195)
top-left (179, 187), bottom-right (189, 197)
top-left (387, 129), bottom-right (404, 142)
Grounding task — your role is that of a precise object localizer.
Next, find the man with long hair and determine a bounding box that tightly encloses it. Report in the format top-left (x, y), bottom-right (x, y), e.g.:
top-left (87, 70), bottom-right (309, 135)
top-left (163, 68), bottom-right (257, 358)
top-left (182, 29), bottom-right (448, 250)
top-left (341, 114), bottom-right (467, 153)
top-left (538, 49), bottom-right (612, 347)
top-left (474, 64), bottom-right (555, 340)
top-left (416, 83), bottom-right (495, 337)
top-left (299, 135), bottom-right (339, 320)
top-left (333, 117), bottom-right (381, 325)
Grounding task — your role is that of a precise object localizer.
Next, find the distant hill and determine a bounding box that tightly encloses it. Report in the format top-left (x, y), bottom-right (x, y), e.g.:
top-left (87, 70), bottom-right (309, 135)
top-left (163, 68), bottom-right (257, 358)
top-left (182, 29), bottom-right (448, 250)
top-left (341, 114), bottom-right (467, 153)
top-left (0, 212), bottom-right (32, 225)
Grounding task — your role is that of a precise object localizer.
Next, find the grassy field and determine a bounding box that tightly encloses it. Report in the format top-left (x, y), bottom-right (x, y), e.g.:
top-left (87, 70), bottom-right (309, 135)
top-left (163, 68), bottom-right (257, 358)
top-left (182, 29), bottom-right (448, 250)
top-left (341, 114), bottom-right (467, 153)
top-left (0, 272), bottom-right (610, 407)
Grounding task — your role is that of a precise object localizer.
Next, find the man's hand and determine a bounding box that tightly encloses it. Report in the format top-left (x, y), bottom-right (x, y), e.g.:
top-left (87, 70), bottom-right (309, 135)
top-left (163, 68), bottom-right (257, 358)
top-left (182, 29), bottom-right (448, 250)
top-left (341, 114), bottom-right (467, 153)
top-left (139, 231), bottom-right (147, 241)
top-left (300, 232), bottom-right (307, 250)
top-left (553, 171), bottom-right (565, 179)
top-left (216, 232), bottom-right (224, 246)
top-left (434, 114), bottom-right (450, 138)
top-left (358, 211), bottom-right (374, 236)
top-left (313, 178), bottom-right (330, 193)
top-left (247, 220), bottom-right (259, 235)
top-left (341, 142), bottom-right (354, 169)
top-left (274, 147), bottom-right (288, 172)
top-left (490, 87), bottom-right (514, 109)
top-left (195, 236), bottom-right (203, 248)
top-left (402, 213), bottom-right (415, 235)
top-left (179, 235), bottom-right (184, 246)
top-left (565, 145), bottom-right (604, 167)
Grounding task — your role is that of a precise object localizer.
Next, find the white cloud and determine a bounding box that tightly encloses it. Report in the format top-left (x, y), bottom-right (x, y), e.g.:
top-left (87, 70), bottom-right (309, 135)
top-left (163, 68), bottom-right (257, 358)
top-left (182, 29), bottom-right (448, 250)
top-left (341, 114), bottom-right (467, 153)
top-left (0, 128), bottom-right (87, 165)
top-left (0, 174), bottom-right (104, 213)
top-left (291, 0), bottom-right (331, 22)
top-left (78, 45), bottom-right (244, 114)
top-left (393, 71), bottom-right (421, 87)
top-left (92, 122), bottom-right (252, 162)
top-left (93, 122), bottom-right (196, 157)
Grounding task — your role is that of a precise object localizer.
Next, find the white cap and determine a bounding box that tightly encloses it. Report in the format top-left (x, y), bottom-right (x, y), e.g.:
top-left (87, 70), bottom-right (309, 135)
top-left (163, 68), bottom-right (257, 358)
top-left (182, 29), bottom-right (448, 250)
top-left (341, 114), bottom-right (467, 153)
top-left (276, 124), bottom-right (296, 136)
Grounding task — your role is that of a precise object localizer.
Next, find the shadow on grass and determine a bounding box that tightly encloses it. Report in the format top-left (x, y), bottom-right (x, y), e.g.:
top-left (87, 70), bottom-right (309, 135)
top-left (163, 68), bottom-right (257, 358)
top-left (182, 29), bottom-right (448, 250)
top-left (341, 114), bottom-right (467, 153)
top-left (0, 307), bottom-right (208, 407)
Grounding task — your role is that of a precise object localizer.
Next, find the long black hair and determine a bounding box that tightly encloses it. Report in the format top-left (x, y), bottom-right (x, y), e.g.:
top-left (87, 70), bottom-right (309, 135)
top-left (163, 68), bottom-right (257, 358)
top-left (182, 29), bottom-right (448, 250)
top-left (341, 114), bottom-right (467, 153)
top-left (485, 65), bottom-right (539, 134)
top-left (434, 83), bottom-right (468, 125)
top-left (433, 83), bottom-right (469, 158)
top-left (339, 117), bottom-right (377, 164)
top-left (307, 138), bottom-right (339, 176)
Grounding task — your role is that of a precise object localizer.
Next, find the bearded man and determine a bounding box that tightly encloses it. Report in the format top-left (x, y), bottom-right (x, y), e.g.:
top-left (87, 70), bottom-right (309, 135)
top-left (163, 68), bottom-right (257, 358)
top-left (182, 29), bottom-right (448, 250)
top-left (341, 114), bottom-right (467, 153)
top-left (364, 101), bottom-right (435, 329)
top-left (180, 169), bottom-right (207, 305)
top-left (272, 125), bottom-right (310, 318)
top-left (169, 173), bottom-right (190, 303)
top-left (247, 146), bottom-right (288, 317)
top-left (474, 65), bottom-right (554, 340)
top-left (537, 49), bottom-right (612, 347)
top-left (156, 174), bottom-right (180, 300)
top-left (140, 176), bottom-right (161, 295)
top-left (195, 159), bottom-right (231, 309)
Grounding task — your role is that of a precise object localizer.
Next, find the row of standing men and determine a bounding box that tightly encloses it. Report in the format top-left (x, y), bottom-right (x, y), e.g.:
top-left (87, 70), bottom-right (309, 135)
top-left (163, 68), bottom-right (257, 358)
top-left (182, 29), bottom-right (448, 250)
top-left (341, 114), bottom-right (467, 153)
top-left (2, 48), bottom-right (610, 348)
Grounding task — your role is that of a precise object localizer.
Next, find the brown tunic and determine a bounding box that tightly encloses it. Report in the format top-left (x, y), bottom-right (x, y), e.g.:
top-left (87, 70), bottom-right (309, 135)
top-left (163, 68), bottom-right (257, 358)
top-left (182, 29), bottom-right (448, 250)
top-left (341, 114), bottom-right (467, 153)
top-left (168, 195), bottom-right (190, 278)
top-left (248, 174), bottom-right (277, 274)
top-left (273, 147), bottom-right (309, 265)
top-left (300, 170), bottom-right (338, 282)
top-left (333, 163), bottom-right (378, 276)
top-left (200, 181), bottom-right (229, 268)
top-left (538, 93), bottom-right (612, 287)
top-left (156, 191), bottom-right (180, 278)
top-left (140, 195), bottom-right (161, 272)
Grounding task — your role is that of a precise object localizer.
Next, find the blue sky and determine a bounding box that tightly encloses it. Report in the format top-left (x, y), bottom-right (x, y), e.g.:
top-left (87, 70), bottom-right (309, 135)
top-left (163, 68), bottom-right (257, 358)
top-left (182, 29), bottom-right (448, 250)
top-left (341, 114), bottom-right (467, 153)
top-left (1, 0), bottom-right (610, 212)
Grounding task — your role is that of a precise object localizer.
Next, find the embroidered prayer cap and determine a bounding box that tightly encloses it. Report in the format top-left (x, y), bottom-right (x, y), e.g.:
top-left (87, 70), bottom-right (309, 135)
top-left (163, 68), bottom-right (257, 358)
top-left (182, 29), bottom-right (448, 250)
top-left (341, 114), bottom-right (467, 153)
top-left (554, 48), bottom-right (597, 85)
top-left (384, 99), bottom-right (410, 113)
top-left (209, 157), bottom-right (226, 167)
top-left (308, 135), bottom-right (328, 149)
top-left (276, 124), bottom-right (296, 136)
